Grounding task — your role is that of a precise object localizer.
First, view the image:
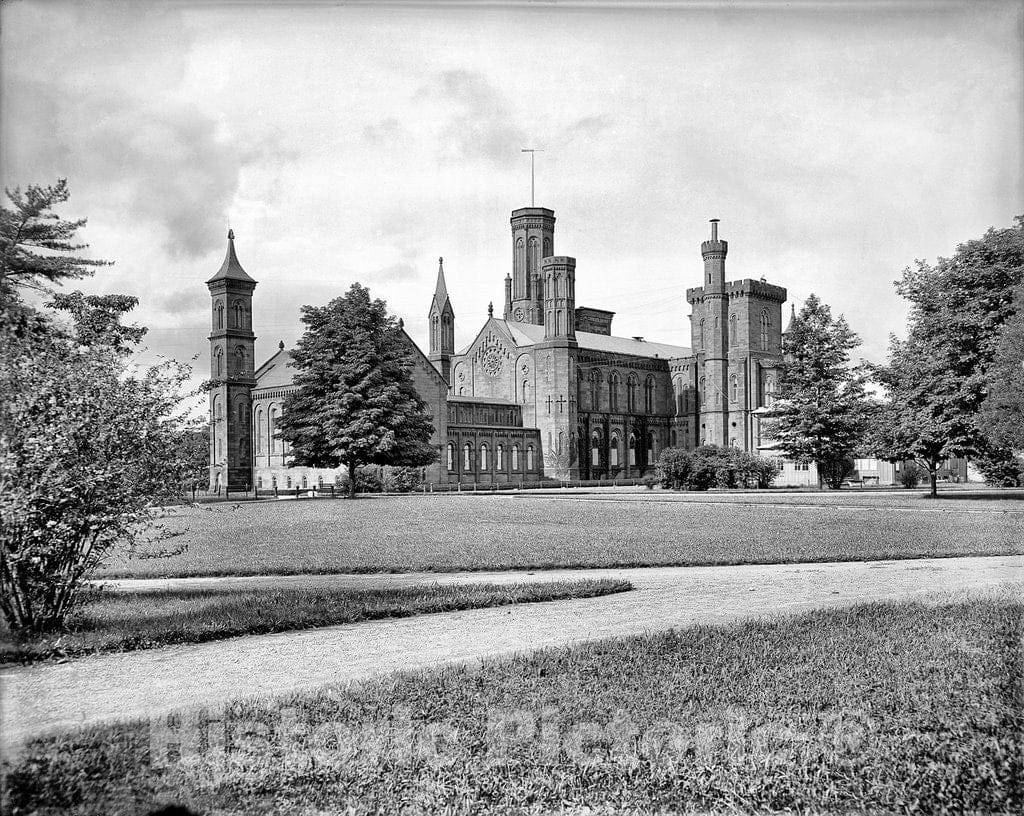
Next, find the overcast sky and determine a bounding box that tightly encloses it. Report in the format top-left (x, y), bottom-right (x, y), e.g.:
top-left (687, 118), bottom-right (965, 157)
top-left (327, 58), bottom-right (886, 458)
top-left (2, 0), bottom-right (1021, 402)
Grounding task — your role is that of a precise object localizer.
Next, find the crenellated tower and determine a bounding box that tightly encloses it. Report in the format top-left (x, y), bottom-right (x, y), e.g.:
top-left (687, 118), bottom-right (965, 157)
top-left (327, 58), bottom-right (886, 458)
top-left (428, 256), bottom-right (455, 383)
top-left (207, 229), bottom-right (257, 490)
top-left (509, 207), bottom-right (555, 324)
top-left (685, 219), bottom-right (786, 451)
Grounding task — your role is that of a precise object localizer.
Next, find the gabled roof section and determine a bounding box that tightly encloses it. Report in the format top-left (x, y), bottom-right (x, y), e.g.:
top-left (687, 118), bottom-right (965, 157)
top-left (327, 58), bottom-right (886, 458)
top-left (254, 342), bottom-right (295, 389)
top-left (455, 317), bottom-right (520, 356)
top-left (206, 229), bottom-right (256, 284)
top-left (400, 326), bottom-right (449, 388)
top-left (255, 330), bottom-right (446, 391)
top-left (498, 319), bottom-right (691, 359)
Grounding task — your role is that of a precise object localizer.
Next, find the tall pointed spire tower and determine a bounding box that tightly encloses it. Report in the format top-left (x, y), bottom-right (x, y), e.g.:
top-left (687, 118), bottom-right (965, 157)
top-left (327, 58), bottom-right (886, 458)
top-left (206, 229), bottom-right (257, 490)
top-left (428, 256), bottom-right (455, 382)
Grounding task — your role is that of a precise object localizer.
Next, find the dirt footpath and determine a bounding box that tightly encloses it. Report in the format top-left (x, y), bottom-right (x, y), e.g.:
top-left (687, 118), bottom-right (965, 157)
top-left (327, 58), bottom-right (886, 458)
top-left (2, 555), bottom-right (1021, 757)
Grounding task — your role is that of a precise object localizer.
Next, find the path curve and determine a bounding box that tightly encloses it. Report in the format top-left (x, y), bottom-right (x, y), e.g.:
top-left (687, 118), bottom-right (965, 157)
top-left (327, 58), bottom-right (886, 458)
top-left (3, 555), bottom-right (1022, 757)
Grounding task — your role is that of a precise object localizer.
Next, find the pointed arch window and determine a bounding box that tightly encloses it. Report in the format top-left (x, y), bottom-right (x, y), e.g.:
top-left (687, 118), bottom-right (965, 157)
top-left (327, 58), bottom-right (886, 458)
top-left (480, 443), bottom-right (489, 470)
top-left (698, 377), bottom-right (706, 406)
top-left (591, 431), bottom-right (601, 467)
top-left (233, 301), bottom-right (244, 328)
top-left (729, 314), bottom-right (737, 347)
top-left (609, 372), bottom-right (620, 412)
top-left (610, 433), bottom-right (620, 467)
top-left (214, 348), bottom-right (224, 379)
top-left (522, 379), bottom-right (530, 404)
top-left (432, 316), bottom-right (440, 351)
top-left (516, 238), bottom-right (526, 295)
top-left (760, 310), bottom-right (770, 351)
top-left (557, 431), bottom-right (564, 456)
top-left (446, 443), bottom-right (455, 472)
top-left (528, 237), bottom-right (539, 276)
top-left (589, 370), bottom-right (600, 410)
top-left (730, 374), bottom-right (738, 403)
top-left (629, 433), bottom-right (637, 466)
top-left (463, 443), bottom-right (473, 472)
top-left (256, 409), bottom-right (264, 454)
top-left (764, 375), bottom-right (777, 407)
top-left (215, 303), bottom-right (224, 330)
top-left (543, 237), bottom-right (551, 258)
top-left (644, 377), bottom-right (655, 414)
top-left (526, 445), bottom-right (535, 471)
top-left (496, 444), bottom-right (504, 470)
top-left (699, 319), bottom-right (706, 350)
top-left (626, 375), bottom-right (638, 413)
top-left (235, 346), bottom-right (245, 375)
top-left (648, 432), bottom-right (655, 463)
top-left (512, 444), bottom-right (520, 470)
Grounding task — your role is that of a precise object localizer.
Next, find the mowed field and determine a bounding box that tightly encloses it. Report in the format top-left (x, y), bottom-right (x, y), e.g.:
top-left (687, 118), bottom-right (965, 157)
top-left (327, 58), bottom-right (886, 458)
top-left (100, 492), bottom-right (1024, 578)
top-left (10, 590), bottom-right (1021, 815)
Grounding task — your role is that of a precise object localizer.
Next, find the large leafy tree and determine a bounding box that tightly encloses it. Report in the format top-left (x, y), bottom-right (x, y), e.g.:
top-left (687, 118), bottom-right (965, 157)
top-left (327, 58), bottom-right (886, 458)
top-left (763, 294), bottom-right (873, 489)
top-left (874, 217), bottom-right (1024, 495)
top-left (278, 283), bottom-right (437, 497)
top-left (0, 179), bottom-right (110, 300)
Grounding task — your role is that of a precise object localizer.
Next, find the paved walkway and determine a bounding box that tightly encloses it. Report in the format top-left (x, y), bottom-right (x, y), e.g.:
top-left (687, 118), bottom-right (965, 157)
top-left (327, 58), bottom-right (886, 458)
top-left (2, 556), bottom-right (1022, 757)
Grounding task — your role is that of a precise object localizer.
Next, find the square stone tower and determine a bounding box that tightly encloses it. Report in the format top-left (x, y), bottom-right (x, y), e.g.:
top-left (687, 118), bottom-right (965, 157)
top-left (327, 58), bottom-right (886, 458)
top-left (686, 220), bottom-right (786, 450)
top-left (207, 230), bottom-right (257, 490)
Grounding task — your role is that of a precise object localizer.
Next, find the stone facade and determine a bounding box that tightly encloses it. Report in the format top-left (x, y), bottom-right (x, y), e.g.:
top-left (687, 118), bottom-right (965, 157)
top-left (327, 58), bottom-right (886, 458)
top-left (206, 204), bottom-right (797, 488)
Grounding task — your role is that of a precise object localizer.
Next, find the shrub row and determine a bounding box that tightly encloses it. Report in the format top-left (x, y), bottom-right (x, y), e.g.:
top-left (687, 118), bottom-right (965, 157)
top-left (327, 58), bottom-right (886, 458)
top-left (656, 444), bottom-right (781, 491)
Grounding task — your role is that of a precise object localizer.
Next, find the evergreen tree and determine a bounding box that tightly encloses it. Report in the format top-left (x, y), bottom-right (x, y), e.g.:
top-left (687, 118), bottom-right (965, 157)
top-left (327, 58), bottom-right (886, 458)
top-left (0, 179), bottom-right (110, 301)
top-left (278, 283), bottom-right (437, 497)
top-left (875, 216), bottom-right (1024, 495)
top-left (763, 294), bottom-right (872, 489)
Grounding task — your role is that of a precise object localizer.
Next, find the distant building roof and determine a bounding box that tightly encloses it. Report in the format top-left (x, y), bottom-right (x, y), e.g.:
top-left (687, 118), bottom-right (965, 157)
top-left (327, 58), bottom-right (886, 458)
top-left (501, 320), bottom-right (691, 359)
top-left (254, 344), bottom-right (295, 389)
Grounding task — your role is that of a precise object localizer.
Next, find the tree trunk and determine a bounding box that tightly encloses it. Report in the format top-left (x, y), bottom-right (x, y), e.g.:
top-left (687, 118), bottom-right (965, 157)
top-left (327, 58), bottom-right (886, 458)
top-left (348, 460), bottom-right (357, 499)
top-left (929, 468), bottom-right (938, 498)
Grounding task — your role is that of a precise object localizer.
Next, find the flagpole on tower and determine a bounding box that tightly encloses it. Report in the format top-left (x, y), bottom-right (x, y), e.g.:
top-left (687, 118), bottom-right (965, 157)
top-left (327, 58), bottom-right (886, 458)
top-left (521, 148), bottom-right (544, 206)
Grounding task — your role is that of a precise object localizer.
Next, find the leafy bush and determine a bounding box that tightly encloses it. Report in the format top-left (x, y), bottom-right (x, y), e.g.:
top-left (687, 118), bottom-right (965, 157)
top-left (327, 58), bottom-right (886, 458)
top-left (899, 462), bottom-right (922, 489)
top-left (1, 302), bottom-right (193, 635)
top-left (382, 466), bottom-right (421, 493)
top-left (657, 446), bottom-right (780, 491)
top-left (818, 457), bottom-right (856, 489)
top-left (656, 448), bottom-right (692, 490)
top-left (973, 448), bottom-right (1024, 487)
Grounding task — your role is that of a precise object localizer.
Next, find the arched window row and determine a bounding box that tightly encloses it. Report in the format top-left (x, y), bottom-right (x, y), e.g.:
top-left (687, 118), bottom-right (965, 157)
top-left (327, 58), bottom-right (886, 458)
top-left (451, 440), bottom-right (536, 473)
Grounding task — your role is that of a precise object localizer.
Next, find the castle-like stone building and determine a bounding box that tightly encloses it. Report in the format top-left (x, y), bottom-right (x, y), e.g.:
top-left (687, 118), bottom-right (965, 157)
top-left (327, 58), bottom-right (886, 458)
top-left (206, 204), bottom-right (792, 490)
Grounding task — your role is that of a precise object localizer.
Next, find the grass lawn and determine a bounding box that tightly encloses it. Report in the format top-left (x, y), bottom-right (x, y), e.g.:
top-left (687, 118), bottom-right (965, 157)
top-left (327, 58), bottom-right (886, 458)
top-left (6, 589), bottom-right (1020, 815)
top-left (0, 579), bottom-right (630, 665)
top-left (100, 493), bottom-right (1024, 578)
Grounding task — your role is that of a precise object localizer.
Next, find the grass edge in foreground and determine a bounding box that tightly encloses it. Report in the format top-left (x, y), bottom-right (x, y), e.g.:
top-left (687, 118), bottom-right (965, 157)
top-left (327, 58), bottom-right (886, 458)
top-left (0, 578), bottom-right (631, 666)
top-left (6, 588), bottom-right (1020, 815)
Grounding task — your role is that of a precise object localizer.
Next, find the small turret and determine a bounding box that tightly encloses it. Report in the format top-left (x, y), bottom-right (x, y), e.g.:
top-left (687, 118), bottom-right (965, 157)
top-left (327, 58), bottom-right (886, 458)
top-left (541, 255), bottom-right (577, 343)
top-left (428, 256), bottom-right (455, 382)
top-left (701, 218), bottom-right (728, 290)
top-left (503, 273), bottom-right (513, 320)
